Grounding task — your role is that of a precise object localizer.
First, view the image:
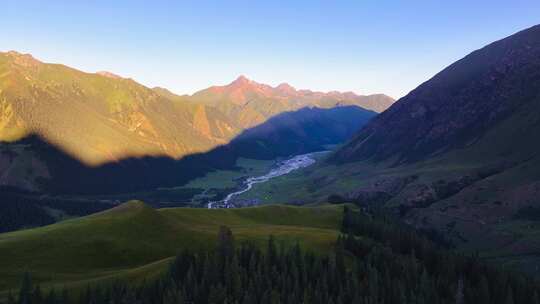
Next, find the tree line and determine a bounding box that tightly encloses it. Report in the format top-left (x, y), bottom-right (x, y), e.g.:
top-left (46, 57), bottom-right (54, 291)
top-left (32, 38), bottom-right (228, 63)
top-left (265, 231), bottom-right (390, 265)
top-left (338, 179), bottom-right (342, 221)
top-left (5, 206), bottom-right (540, 303)
top-left (0, 188), bottom-right (113, 233)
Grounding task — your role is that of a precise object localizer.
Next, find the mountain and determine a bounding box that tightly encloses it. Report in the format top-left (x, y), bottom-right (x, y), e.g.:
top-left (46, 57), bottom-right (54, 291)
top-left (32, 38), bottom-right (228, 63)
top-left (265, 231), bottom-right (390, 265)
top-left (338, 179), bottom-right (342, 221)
top-left (188, 75), bottom-right (394, 128)
top-left (0, 51), bottom-right (238, 166)
top-left (230, 106), bottom-right (374, 159)
top-left (243, 24), bottom-right (540, 272)
top-left (335, 25), bottom-right (540, 267)
top-left (333, 24), bottom-right (540, 164)
top-left (0, 52), bottom-right (390, 193)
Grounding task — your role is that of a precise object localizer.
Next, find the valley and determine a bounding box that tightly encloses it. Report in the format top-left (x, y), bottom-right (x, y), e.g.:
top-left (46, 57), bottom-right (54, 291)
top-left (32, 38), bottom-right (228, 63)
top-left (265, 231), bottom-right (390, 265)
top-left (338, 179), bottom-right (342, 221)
top-left (208, 151), bottom-right (329, 208)
top-left (1, 3), bottom-right (540, 303)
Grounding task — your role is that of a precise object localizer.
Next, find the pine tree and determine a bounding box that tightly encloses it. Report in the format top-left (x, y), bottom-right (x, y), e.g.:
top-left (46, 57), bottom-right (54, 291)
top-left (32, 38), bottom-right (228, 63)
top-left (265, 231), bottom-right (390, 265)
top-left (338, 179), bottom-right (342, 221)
top-left (7, 290), bottom-right (16, 304)
top-left (455, 278), bottom-right (464, 304)
top-left (18, 272), bottom-right (32, 304)
top-left (79, 286), bottom-right (91, 304)
top-left (217, 226), bottom-right (235, 268)
top-left (267, 235), bottom-right (277, 267)
top-left (270, 289), bottom-right (280, 304)
top-left (208, 284), bottom-right (227, 304)
top-left (505, 287), bottom-right (515, 304)
top-left (32, 285), bottom-right (43, 304)
top-left (342, 206), bottom-right (352, 233)
top-left (229, 256), bottom-right (242, 300)
top-left (60, 288), bottom-right (69, 304)
top-left (335, 236), bottom-right (346, 279)
top-left (303, 288), bottom-right (312, 304)
top-left (122, 289), bottom-right (138, 304)
top-left (45, 289), bottom-right (58, 304)
top-left (533, 290), bottom-right (540, 304)
top-left (242, 291), bottom-right (255, 304)
top-left (367, 265), bottom-right (379, 302)
top-left (163, 286), bottom-right (183, 304)
top-left (478, 275), bottom-right (490, 304)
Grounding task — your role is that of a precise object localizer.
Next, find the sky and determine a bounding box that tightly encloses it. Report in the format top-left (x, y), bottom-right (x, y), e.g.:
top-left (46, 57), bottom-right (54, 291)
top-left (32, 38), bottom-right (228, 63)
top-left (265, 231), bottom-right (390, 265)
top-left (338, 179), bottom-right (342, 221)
top-left (1, 1), bottom-right (539, 99)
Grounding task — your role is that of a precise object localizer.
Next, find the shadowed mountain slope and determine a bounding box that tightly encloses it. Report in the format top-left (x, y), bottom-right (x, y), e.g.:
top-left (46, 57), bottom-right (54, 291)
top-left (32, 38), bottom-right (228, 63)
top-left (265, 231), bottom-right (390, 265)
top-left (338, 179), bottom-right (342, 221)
top-left (241, 25), bottom-right (540, 272)
top-left (333, 24), bottom-right (540, 165)
top-left (0, 106), bottom-right (375, 194)
top-left (230, 106), bottom-right (375, 159)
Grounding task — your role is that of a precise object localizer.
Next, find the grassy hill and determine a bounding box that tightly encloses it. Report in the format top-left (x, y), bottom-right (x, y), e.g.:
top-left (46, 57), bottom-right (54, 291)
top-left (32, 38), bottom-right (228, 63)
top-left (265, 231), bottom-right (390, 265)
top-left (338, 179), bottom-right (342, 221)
top-left (0, 201), bottom-right (345, 295)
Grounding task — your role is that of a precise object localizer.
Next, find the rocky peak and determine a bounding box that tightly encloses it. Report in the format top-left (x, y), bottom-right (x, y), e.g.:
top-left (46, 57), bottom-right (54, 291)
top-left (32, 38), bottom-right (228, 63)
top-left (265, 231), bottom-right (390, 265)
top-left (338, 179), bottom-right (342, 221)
top-left (224, 75), bottom-right (276, 98)
top-left (96, 71), bottom-right (123, 79)
top-left (230, 75), bottom-right (252, 87)
top-left (275, 83), bottom-right (297, 95)
top-left (5, 50), bottom-right (41, 67)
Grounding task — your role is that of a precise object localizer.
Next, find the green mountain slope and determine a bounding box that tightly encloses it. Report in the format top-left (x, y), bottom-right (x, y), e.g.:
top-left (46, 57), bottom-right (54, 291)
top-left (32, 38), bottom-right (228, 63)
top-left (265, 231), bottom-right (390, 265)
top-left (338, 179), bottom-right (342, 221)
top-left (0, 51), bottom-right (239, 166)
top-left (0, 201), bottom-right (344, 294)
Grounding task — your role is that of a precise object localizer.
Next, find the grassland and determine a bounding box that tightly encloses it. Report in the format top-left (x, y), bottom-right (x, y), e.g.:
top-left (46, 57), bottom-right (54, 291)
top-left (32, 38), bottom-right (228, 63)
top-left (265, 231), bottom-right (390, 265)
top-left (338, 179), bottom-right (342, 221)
top-left (183, 158), bottom-right (274, 190)
top-left (149, 157), bottom-right (276, 205)
top-left (0, 201), bottom-right (345, 296)
top-left (234, 151), bottom-right (340, 204)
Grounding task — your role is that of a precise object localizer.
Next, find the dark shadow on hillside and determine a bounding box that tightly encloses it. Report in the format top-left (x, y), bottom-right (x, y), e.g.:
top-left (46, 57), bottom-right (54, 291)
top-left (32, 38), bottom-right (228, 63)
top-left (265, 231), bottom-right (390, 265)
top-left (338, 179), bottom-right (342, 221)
top-left (0, 106), bottom-right (375, 195)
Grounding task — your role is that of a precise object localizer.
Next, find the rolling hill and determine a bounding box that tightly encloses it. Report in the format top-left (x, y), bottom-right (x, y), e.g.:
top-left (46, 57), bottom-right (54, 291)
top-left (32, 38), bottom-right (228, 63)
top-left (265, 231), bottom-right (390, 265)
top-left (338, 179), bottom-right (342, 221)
top-left (0, 201), bottom-right (344, 295)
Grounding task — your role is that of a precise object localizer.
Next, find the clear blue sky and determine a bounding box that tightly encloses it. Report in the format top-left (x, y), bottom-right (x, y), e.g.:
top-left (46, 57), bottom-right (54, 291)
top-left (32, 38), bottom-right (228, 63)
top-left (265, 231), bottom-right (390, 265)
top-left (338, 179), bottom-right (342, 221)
top-left (1, 1), bottom-right (538, 99)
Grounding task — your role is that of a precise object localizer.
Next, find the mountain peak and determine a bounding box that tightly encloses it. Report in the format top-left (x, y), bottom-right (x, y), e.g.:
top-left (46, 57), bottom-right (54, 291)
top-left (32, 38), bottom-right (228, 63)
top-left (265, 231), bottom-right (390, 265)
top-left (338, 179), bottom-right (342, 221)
top-left (96, 71), bottom-right (122, 79)
top-left (4, 50), bottom-right (41, 67)
top-left (275, 83), bottom-right (296, 94)
top-left (231, 75), bottom-right (252, 86)
top-left (5, 50), bottom-right (32, 58)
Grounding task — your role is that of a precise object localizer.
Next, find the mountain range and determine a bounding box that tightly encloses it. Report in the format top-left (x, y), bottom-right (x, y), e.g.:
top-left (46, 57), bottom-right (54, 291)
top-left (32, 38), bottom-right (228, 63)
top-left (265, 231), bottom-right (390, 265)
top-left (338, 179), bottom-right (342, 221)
top-left (0, 52), bottom-right (393, 193)
top-left (188, 75), bottom-right (392, 127)
top-left (0, 51), bottom-right (392, 166)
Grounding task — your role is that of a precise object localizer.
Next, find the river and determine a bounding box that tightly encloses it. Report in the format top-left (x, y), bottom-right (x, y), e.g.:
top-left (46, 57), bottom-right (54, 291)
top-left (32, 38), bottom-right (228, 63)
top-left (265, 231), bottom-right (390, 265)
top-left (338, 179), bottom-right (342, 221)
top-left (207, 151), bottom-right (328, 208)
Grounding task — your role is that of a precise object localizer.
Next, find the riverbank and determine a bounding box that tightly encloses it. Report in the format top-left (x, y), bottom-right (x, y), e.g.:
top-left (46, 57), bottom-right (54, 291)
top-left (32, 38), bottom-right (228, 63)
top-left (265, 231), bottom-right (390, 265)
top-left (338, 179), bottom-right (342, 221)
top-left (208, 151), bottom-right (329, 208)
